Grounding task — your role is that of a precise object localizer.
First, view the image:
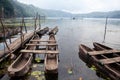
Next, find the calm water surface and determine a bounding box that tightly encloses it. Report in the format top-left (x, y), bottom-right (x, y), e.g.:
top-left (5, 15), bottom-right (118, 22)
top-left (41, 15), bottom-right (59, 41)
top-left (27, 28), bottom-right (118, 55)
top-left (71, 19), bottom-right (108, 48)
top-left (43, 18), bottom-right (120, 80)
top-left (1, 18), bottom-right (120, 80)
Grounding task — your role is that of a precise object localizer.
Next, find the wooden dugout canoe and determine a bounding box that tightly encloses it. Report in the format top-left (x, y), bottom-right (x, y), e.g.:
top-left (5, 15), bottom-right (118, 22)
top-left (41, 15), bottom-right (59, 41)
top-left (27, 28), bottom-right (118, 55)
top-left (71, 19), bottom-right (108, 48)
top-left (0, 31), bottom-right (34, 62)
top-left (37, 27), bottom-right (49, 37)
top-left (48, 26), bottom-right (58, 35)
top-left (93, 42), bottom-right (120, 80)
top-left (44, 34), bottom-right (58, 73)
top-left (8, 34), bottom-right (39, 77)
top-left (79, 44), bottom-right (94, 63)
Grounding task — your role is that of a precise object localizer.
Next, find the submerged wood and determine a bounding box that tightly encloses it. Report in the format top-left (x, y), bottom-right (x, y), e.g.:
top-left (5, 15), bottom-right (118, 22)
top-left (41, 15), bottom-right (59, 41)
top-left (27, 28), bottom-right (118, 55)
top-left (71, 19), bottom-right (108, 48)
top-left (44, 34), bottom-right (59, 73)
top-left (8, 34), bottom-right (39, 77)
top-left (93, 42), bottom-right (120, 80)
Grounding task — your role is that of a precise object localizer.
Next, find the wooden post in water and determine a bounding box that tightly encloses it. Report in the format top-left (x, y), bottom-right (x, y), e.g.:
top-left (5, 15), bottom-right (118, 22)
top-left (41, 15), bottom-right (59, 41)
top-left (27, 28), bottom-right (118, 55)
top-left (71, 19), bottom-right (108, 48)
top-left (20, 20), bottom-right (23, 46)
top-left (34, 15), bottom-right (37, 31)
top-left (39, 15), bottom-right (41, 29)
top-left (103, 17), bottom-right (108, 43)
top-left (0, 18), bottom-right (10, 51)
top-left (22, 17), bottom-right (27, 33)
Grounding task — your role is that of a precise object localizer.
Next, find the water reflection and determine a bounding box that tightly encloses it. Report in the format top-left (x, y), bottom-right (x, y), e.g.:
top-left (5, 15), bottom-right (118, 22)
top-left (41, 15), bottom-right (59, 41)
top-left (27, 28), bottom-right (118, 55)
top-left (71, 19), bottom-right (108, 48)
top-left (78, 52), bottom-right (110, 80)
top-left (45, 73), bottom-right (58, 80)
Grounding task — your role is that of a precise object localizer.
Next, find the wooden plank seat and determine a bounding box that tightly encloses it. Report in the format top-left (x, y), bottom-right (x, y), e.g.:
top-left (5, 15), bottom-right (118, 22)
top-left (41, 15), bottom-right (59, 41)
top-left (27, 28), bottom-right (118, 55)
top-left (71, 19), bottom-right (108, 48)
top-left (88, 50), bottom-right (120, 56)
top-left (30, 40), bottom-right (56, 42)
top-left (99, 57), bottom-right (120, 64)
top-left (20, 50), bottom-right (59, 54)
top-left (26, 43), bottom-right (58, 46)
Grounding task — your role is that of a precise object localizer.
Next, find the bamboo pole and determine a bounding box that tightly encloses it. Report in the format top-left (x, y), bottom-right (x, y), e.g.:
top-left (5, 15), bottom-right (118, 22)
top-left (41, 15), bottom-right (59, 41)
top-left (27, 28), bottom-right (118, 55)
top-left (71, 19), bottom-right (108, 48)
top-left (39, 15), bottom-right (41, 29)
top-left (22, 17), bottom-right (27, 33)
top-left (103, 17), bottom-right (108, 43)
top-left (20, 25), bottom-right (23, 46)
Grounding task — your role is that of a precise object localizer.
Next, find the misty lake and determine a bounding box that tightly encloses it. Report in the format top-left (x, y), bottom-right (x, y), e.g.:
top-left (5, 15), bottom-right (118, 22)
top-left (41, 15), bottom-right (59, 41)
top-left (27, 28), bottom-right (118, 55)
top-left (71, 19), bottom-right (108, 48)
top-left (44, 18), bottom-right (120, 80)
top-left (1, 17), bottom-right (120, 80)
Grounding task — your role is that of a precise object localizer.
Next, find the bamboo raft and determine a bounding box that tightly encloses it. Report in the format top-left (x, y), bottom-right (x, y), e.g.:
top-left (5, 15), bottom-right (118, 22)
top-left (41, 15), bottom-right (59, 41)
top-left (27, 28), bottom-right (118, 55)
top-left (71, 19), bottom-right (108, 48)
top-left (79, 42), bottom-right (120, 80)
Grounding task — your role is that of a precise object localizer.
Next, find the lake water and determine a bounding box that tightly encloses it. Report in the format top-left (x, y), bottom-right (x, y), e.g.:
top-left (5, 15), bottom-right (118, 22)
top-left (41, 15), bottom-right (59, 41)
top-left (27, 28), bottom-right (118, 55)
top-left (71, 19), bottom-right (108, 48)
top-left (43, 18), bottom-right (120, 80)
top-left (1, 18), bottom-right (120, 80)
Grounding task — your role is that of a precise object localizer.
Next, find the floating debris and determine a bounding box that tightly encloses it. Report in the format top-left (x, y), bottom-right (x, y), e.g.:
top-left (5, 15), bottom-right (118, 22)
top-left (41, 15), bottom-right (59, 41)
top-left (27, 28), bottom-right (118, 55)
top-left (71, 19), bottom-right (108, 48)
top-left (31, 71), bottom-right (45, 80)
top-left (67, 68), bottom-right (73, 75)
top-left (31, 71), bottom-right (42, 76)
top-left (33, 64), bottom-right (37, 68)
top-left (90, 65), bottom-right (97, 71)
top-left (35, 58), bottom-right (41, 63)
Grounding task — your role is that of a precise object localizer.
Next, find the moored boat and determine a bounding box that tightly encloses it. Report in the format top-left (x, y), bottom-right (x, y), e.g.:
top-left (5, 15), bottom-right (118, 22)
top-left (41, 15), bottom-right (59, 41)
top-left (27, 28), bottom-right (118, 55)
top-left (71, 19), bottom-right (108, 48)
top-left (79, 44), bottom-right (94, 63)
top-left (93, 42), bottom-right (120, 80)
top-left (37, 27), bottom-right (49, 37)
top-left (44, 34), bottom-right (58, 73)
top-left (48, 26), bottom-right (58, 35)
top-left (8, 34), bottom-right (39, 77)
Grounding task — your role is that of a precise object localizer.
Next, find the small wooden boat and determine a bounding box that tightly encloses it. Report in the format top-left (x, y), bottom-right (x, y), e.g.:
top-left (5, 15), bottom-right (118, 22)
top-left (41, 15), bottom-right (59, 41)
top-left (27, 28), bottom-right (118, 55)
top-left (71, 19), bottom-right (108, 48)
top-left (44, 34), bottom-right (58, 73)
top-left (93, 42), bottom-right (112, 50)
top-left (79, 44), bottom-right (94, 63)
top-left (49, 26), bottom-right (58, 35)
top-left (0, 27), bottom-right (40, 62)
top-left (8, 34), bottom-right (39, 77)
top-left (0, 32), bottom-right (34, 62)
top-left (37, 27), bottom-right (49, 37)
top-left (93, 42), bottom-right (120, 80)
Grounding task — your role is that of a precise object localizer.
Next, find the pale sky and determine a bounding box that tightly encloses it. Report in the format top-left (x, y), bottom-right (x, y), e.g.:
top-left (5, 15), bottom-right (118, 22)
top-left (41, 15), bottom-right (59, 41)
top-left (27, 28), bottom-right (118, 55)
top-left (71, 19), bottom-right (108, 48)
top-left (18, 0), bottom-right (120, 14)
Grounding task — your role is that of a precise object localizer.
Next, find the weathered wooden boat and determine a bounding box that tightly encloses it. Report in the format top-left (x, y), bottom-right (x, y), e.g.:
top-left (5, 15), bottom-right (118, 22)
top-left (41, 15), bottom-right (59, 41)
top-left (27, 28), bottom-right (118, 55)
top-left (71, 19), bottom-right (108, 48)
top-left (49, 26), bottom-right (58, 35)
top-left (0, 27), bottom-right (40, 62)
top-left (37, 27), bottom-right (49, 36)
top-left (8, 34), bottom-right (39, 77)
top-left (79, 44), bottom-right (94, 63)
top-left (0, 32), bottom-right (33, 62)
top-left (93, 42), bottom-right (112, 50)
top-left (93, 42), bottom-right (120, 80)
top-left (44, 34), bottom-right (58, 73)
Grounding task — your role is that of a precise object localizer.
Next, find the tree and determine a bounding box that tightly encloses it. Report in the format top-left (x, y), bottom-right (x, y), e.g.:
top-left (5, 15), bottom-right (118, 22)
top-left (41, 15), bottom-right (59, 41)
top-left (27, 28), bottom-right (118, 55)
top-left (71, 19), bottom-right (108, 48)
top-left (0, 0), bottom-right (14, 18)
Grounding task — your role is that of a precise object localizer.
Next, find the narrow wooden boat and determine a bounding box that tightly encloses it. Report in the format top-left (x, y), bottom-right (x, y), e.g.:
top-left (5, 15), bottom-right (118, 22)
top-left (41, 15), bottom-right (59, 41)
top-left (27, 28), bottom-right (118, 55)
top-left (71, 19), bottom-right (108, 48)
top-left (8, 34), bottom-right (39, 77)
top-left (37, 27), bottom-right (49, 36)
top-left (0, 31), bottom-right (34, 62)
top-left (93, 42), bottom-right (112, 50)
top-left (93, 42), bottom-right (120, 80)
top-left (79, 44), bottom-right (94, 63)
top-left (49, 26), bottom-right (58, 35)
top-left (0, 27), bottom-right (40, 62)
top-left (44, 34), bottom-right (58, 73)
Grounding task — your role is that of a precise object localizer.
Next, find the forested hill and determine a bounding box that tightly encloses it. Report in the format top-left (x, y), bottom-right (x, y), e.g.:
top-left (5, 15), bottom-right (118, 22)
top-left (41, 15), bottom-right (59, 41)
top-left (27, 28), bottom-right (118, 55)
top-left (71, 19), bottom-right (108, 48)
top-left (0, 0), bottom-right (120, 18)
top-left (0, 0), bottom-right (72, 17)
top-left (0, 0), bottom-right (14, 18)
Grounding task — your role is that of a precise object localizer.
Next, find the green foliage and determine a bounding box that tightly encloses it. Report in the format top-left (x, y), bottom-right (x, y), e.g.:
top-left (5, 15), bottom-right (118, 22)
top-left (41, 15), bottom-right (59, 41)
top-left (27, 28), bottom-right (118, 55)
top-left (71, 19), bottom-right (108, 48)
top-left (0, 0), bottom-right (14, 18)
